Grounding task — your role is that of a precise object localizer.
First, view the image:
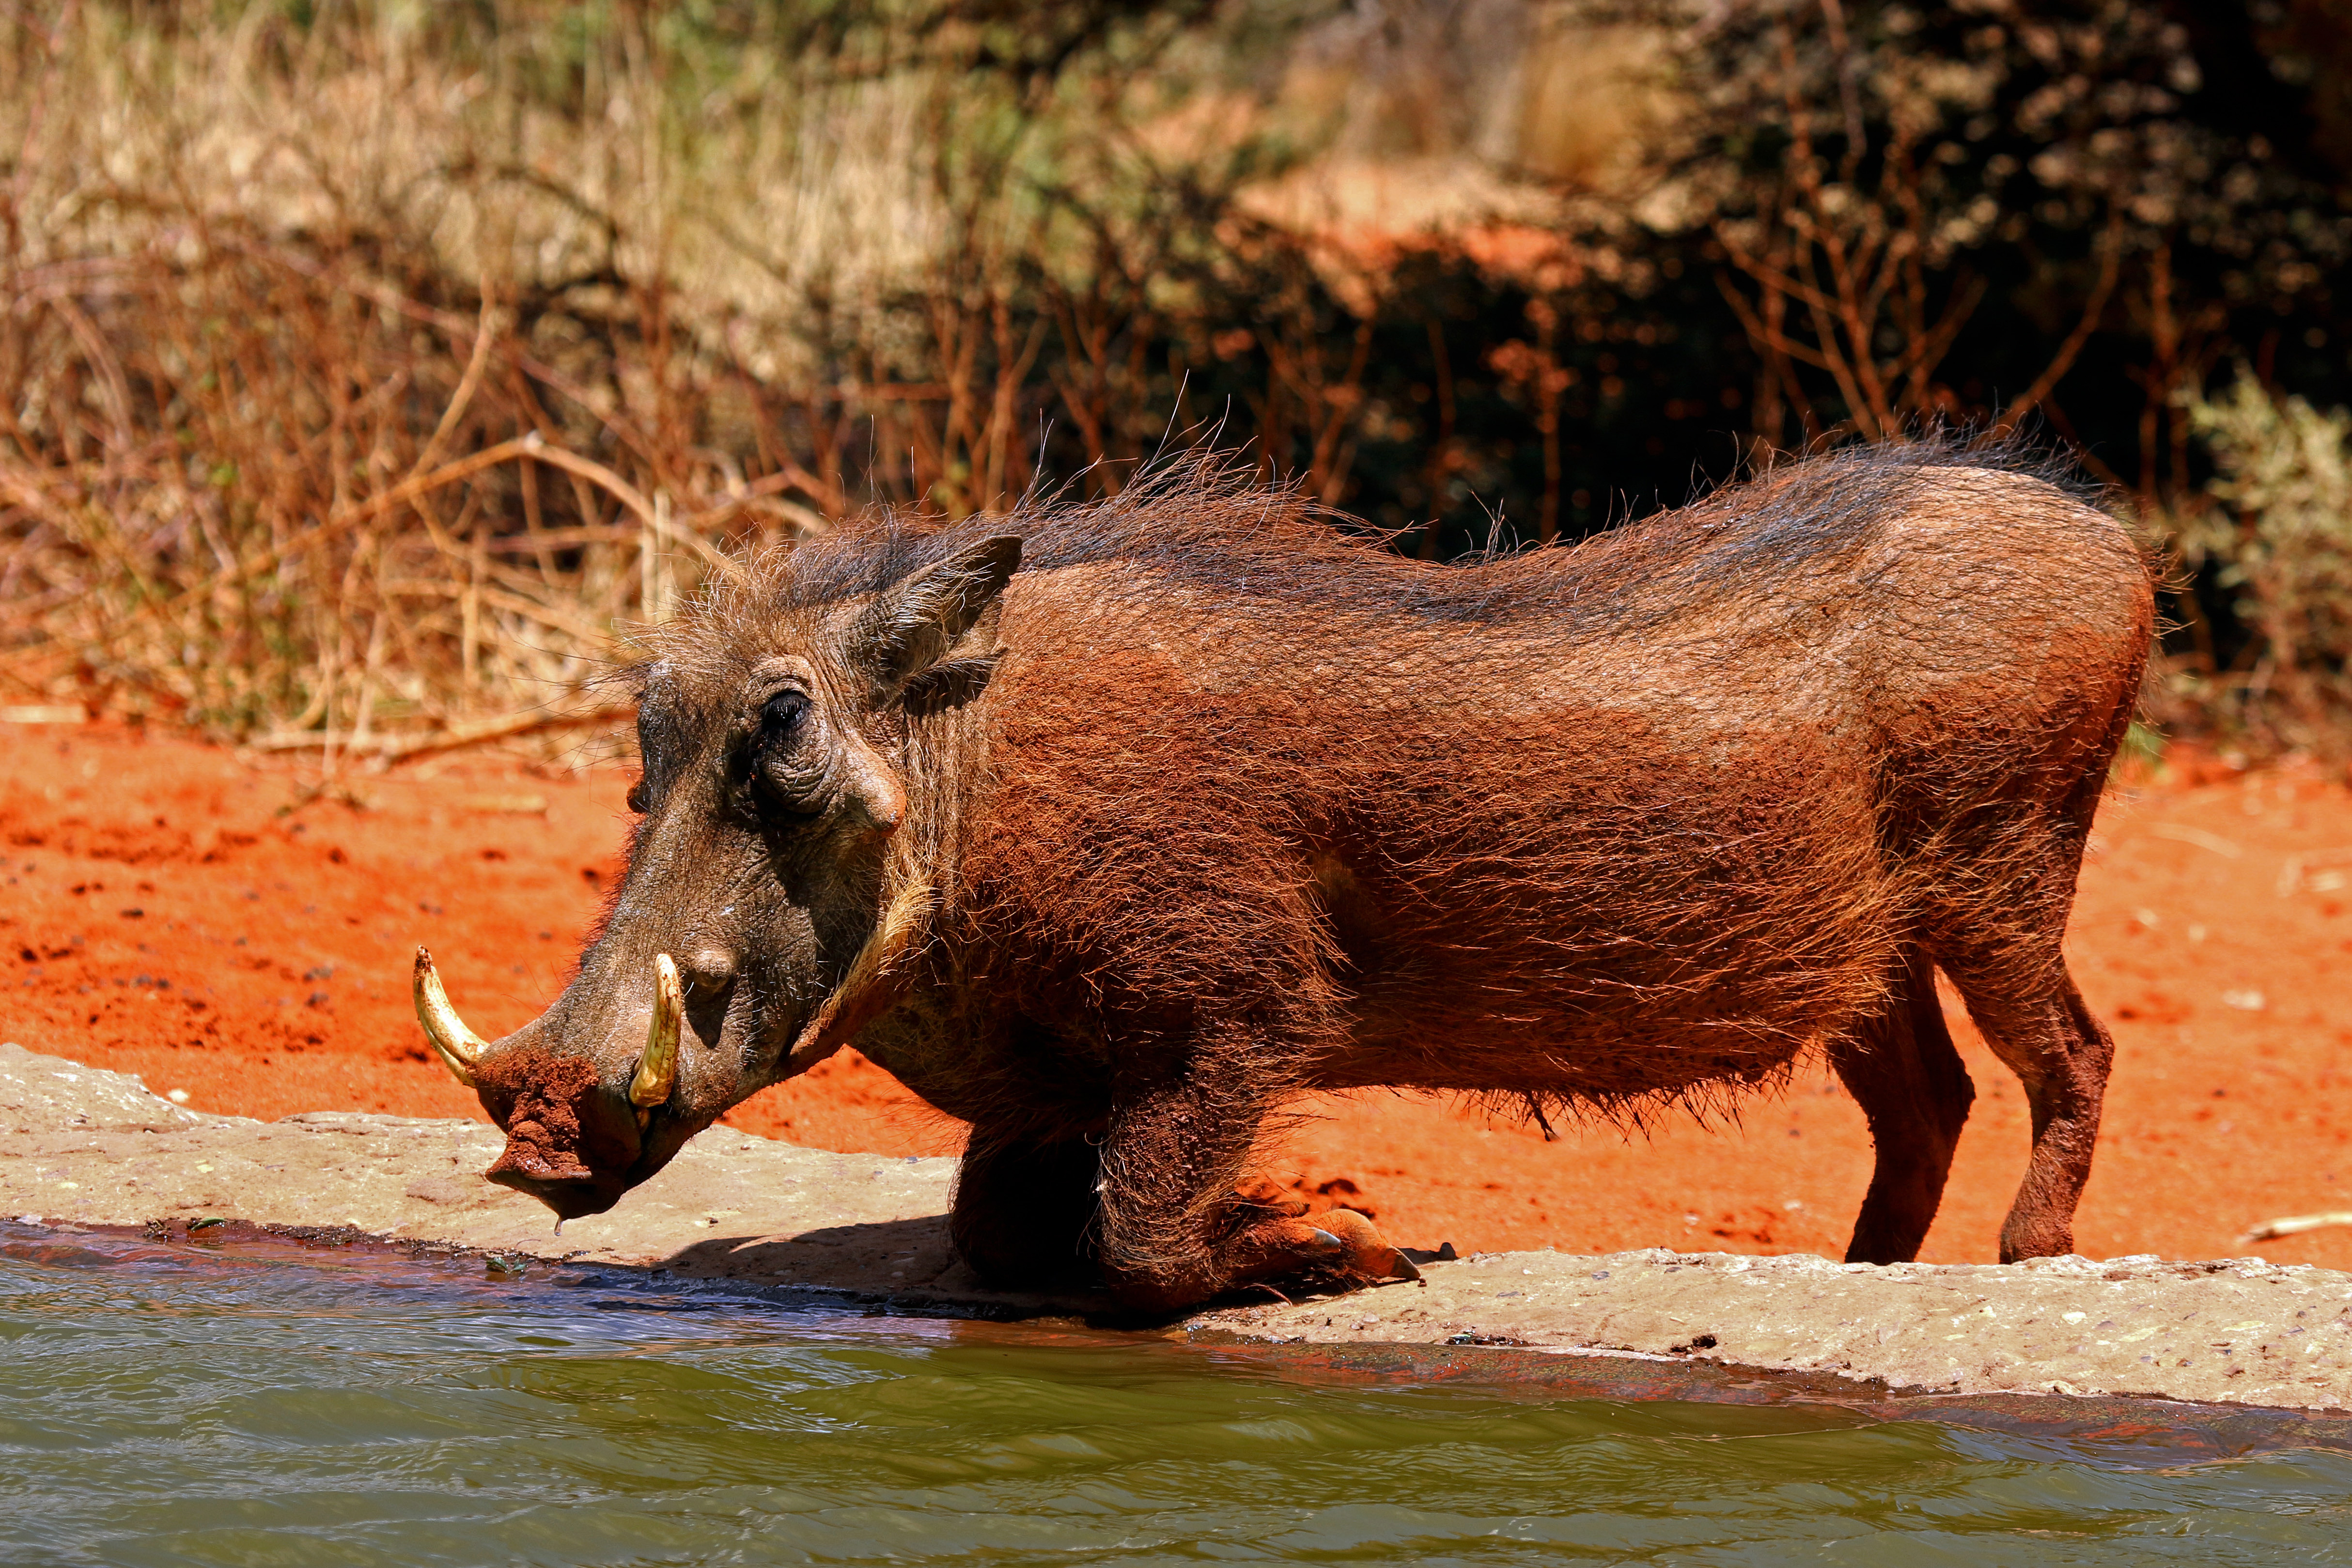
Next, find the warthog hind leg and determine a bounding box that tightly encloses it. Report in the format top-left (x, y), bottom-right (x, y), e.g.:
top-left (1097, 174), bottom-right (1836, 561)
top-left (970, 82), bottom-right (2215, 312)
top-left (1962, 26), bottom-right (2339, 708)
top-left (1947, 961), bottom-right (2115, 1262)
top-left (1831, 947), bottom-right (1975, 1265)
top-left (1923, 753), bottom-right (2123, 1263)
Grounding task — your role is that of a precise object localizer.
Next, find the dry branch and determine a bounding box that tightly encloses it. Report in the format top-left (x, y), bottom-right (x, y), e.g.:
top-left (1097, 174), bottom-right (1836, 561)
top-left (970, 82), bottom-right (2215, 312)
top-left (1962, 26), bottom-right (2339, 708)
top-left (2240, 1211), bottom-right (2352, 1244)
top-left (249, 703), bottom-right (638, 761)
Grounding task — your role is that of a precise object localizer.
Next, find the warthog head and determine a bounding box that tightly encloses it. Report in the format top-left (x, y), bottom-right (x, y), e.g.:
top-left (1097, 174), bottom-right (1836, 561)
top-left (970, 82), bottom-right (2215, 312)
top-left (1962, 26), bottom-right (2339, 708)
top-left (412, 532), bottom-right (1021, 1219)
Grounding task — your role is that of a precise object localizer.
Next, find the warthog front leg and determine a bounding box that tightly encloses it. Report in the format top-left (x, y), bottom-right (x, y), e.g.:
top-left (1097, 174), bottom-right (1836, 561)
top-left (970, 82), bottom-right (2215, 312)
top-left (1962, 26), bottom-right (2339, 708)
top-left (1216, 1206), bottom-right (1416, 1296)
top-left (950, 1128), bottom-right (1102, 1288)
top-left (1093, 1031), bottom-right (1417, 1311)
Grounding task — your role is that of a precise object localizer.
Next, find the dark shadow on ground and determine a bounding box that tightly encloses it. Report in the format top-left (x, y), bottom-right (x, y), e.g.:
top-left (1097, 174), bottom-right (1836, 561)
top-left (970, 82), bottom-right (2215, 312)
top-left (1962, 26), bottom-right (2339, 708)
top-left (656, 1213), bottom-right (1112, 1320)
top-left (659, 1217), bottom-right (1447, 1329)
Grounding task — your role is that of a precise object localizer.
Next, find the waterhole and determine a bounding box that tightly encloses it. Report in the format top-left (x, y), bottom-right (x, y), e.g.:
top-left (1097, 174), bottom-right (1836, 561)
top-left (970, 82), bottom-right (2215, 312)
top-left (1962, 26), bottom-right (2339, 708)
top-left (4, 1223), bottom-right (2349, 1565)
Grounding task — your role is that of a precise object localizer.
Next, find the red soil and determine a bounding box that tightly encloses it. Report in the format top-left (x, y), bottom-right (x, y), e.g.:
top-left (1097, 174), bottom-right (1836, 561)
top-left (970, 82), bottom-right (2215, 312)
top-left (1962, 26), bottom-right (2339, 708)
top-left (7, 719), bottom-right (2352, 1269)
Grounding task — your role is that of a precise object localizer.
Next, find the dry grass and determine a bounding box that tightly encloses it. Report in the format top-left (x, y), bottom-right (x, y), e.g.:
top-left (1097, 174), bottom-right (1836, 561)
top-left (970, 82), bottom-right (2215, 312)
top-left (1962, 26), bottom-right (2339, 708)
top-left (1, 222), bottom-right (753, 751)
top-left (0, 3), bottom-right (1471, 757)
top-left (0, 3), bottom-right (1092, 754)
top-left (15, 3), bottom-right (2330, 762)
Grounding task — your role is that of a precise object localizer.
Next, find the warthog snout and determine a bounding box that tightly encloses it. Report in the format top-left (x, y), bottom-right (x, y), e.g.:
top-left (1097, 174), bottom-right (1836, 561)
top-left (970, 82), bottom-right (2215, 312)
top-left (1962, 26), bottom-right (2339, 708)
top-left (414, 946), bottom-right (693, 1218)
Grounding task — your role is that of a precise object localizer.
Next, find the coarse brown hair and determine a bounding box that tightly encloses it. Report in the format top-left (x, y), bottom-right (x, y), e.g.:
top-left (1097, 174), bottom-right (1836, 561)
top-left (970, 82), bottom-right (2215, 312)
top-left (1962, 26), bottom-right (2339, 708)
top-left (467, 440), bottom-right (2152, 1309)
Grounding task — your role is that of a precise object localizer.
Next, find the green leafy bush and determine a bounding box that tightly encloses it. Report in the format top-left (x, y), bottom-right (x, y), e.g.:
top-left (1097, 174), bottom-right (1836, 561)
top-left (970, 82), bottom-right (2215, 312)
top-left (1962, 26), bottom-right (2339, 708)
top-left (2156, 376), bottom-right (2352, 746)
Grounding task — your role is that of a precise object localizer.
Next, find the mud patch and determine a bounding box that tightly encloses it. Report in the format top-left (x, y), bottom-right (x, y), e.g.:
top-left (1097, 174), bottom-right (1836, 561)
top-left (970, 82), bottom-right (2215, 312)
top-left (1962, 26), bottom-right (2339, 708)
top-left (473, 1047), bottom-right (616, 1182)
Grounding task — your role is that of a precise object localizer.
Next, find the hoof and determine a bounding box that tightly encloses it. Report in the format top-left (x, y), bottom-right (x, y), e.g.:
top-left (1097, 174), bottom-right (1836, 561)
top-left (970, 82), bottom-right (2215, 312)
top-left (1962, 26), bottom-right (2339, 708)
top-left (1212, 1208), bottom-right (1427, 1299)
top-left (1313, 1207), bottom-right (1420, 1283)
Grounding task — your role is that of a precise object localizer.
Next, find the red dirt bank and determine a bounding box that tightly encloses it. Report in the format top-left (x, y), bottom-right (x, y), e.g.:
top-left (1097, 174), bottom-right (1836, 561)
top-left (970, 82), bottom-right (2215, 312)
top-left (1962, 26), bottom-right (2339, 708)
top-left (6, 719), bottom-right (2351, 1268)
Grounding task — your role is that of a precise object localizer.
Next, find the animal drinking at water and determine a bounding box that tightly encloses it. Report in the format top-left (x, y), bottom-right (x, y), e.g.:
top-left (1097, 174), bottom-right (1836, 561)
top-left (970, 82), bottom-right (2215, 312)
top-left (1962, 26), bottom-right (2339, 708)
top-left (414, 447), bottom-right (2152, 1309)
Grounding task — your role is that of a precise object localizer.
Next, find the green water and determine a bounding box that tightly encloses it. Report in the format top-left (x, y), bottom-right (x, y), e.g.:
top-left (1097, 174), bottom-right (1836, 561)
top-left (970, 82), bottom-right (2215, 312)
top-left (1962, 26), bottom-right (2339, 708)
top-left (5, 1225), bottom-right (2351, 1566)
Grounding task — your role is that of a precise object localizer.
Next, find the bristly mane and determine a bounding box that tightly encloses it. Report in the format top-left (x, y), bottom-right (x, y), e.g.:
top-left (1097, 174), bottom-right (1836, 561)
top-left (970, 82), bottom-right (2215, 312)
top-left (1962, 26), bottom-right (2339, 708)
top-left (664, 435), bottom-right (2107, 658)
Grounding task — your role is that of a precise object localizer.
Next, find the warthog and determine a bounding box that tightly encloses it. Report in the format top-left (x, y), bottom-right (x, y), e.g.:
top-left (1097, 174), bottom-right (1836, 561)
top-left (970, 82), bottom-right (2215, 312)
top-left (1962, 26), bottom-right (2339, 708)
top-left (415, 446), bottom-right (2151, 1309)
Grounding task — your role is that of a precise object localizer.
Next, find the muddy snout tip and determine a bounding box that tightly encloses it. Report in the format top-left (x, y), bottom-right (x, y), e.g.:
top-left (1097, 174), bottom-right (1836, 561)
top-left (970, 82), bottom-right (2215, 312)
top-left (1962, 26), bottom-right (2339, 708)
top-left (483, 1159), bottom-right (627, 1221)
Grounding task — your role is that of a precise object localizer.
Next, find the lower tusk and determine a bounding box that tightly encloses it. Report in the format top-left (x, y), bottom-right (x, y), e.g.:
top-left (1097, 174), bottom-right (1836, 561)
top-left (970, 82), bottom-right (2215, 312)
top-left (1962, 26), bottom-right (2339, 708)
top-left (412, 946), bottom-right (487, 1088)
top-left (630, 952), bottom-right (682, 1112)
top-left (782, 877), bottom-right (934, 1074)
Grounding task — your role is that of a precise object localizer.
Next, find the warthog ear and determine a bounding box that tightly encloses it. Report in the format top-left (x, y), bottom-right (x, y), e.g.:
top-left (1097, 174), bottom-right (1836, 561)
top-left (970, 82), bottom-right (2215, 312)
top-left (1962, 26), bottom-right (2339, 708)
top-left (852, 534), bottom-right (1022, 699)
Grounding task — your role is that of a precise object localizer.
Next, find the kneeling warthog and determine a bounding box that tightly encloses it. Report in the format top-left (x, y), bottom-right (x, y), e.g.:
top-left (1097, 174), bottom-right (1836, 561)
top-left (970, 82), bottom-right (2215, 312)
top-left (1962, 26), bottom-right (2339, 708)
top-left (416, 446), bottom-right (2150, 1309)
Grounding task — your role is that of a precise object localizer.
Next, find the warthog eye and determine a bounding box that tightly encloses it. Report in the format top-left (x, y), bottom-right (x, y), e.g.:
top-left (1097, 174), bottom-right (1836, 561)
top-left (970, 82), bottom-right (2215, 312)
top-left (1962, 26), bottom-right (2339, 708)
top-left (748, 689), bottom-right (825, 814)
top-left (759, 689), bottom-right (810, 745)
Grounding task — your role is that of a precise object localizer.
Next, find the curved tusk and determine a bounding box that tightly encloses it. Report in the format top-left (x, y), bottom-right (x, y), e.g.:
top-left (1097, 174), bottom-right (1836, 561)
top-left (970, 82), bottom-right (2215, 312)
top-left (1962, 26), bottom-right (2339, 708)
top-left (781, 877), bottom-right (935, 1076)
top-left (630, 952), bottom-right (683, 1111)
top-left (412, 946), bottom-right (487, 1088)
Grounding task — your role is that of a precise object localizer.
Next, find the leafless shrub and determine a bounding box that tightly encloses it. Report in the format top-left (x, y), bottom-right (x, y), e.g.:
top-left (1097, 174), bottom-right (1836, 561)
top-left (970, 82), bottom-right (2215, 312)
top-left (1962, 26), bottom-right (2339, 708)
top-left (1651, 0), bottom-right (2344, 470)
